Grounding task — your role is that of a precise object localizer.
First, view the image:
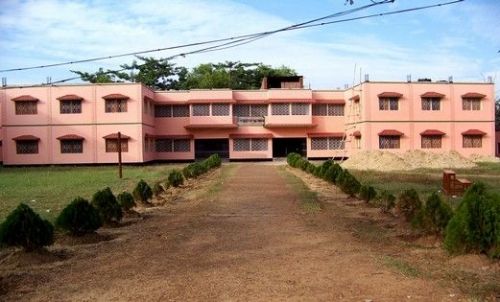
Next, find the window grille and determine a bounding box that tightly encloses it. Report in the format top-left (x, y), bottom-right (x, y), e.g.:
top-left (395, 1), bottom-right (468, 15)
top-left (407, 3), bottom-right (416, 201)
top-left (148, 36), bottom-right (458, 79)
top-left (379, 98), bottom-right (398, 111)
top-left (61, 140), bottom-right (83, 153)
top-left (422, 98), bottom-right (440, 111)
top-left (463, 135), bottom-right (482, 148)
top-left (251, 139), bottom-right (268, 151)
top-left (250, 105), bottom-right (268, 116)
top-left (60, 100), bottom-right (82, 114)
top-left (15, 101), bottom-right (37, 115)
top-left (462, 99), bottom-right (480, 111)
top-left (155, 139), bottom-right (173, 152)
top-left (329, 137), bottom-right (345, 150)
top-left (105, 139), bottom-right (128, 152)
top-left (312, 104), bottom-right (327, 116)
top-left (173, 139), bottom-right (190, 152)
top-left (233, 105), bottom-right (250, 117)
top-left (155, 105), bottom-right (172, 117)
top-left (105, 99), bottom-right (127, 113)
top-left (327, 104), bottom-right (344, 116)
top-left (271, 104), bottom-right (290, 115)
top-left (192, 104), bottom-right (210, 116)
top-left (233, 139), bottom-right (250, 151)
top-left (379, 136), bottom-right (400, 149)
top-left (172, 105), bottom-right (189, 117)
top-left (311, 138), bottom-right (328, 150)
top-left (212, 103), bottom-right (230, 116)
top-left (421, 136), bottom-right (442, 148)
top-left (16, 141), bottom-right (38, 154)
top-left (291, 103), bottom-right (309, 115)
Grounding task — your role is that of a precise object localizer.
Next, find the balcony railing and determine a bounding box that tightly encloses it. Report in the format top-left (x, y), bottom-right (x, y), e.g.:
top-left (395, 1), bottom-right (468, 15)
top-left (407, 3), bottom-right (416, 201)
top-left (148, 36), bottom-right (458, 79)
top-left (236, 116), bottom-right (265, 126)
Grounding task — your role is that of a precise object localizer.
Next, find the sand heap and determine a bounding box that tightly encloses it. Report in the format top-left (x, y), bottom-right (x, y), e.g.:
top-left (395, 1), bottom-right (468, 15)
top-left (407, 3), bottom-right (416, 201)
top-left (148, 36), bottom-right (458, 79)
top-left (341, 150), bottom-right (480, 171)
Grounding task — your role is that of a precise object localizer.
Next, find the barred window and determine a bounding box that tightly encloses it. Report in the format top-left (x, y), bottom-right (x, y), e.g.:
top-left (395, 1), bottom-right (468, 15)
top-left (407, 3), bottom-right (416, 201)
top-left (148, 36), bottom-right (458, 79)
top-left (463, 135), bottom-right (482, 148)
top-left (291, 103), bottom-right (309, 115)
top-left (462, 99), bottom-right (481, 111)
top-left (16, 141), bottom-right (38, 154)
top-left (155, 139), bottom-right (173, 152)
top-left (327, 104), bottom-right (344, 116)
top-left (172, 105), bottom-right (189, 117)
top-left (250, 105), bottom-right (268, 116)
top-left (212, 103), bottom-right (230, 116)
top-left (271, 104), bottom-right (290, 115)
top-left (311, 138), bottom-right (328, 150)
top-left (355, 137), bottom-right (361, 149)
top-left (105, 99), bottom-right (127, 113)
top-left (379, 98), bottom-right (398, 111)
top-left (192, 104), bottom-right (210, 116)
top-left (61, 140), bottom-right (83, 153)
top-left (60, 100), bottom-right (82, 114)
top-left (329, 137), bottom-right (345, 150)
top-left (155, 105), bottom-right (172, 117)
top-left (233, 105), bottom-right (250, 117)
top-left (105, 139), bottom-right (128, 152)
top-left (251, 139), bottom-right (268, 151)
top-left (312, 104), bottom-right (327, 116)
top-left (379, 136), bottom-right (400, 149)
top-left (173, 139), bottom-right (190, 152)
top-left (421, 135), bottom-right (442, 149)
top-left (422, 98), bottom-right (440, 111)
top-left (233, 139), bottom-right (251, 151)
top-left (15, 101), bottom-right (37, 115)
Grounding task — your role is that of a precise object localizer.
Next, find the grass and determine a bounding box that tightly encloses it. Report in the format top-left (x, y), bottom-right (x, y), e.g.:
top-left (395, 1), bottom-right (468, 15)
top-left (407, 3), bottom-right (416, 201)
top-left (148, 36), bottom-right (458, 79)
top-left (279, 167), bottom-right (321, 213)
top-left (380, 255), bottom-right (423, 278)
top-left (204, 164), bottom-right (238, 198)
top-left (0, 164), bottom-right (182, 222)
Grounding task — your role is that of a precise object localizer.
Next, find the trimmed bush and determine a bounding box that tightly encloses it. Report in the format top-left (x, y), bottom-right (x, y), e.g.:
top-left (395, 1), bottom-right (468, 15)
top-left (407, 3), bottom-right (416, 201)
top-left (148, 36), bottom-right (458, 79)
top-left (306, 162), bottom-right (317, 174)
top-left (91, 187), bottom-right (123, 223)
top-left (152, 182), bottom-right (164, 197)
top-left (133, 179), bottom-right (153, 203)
top-left (0, 203), bottom-right (54, 251)
top-left (183, 162), bottom-right (205, 179)
top-left (360, 185), bottom-right (377, 203)
top-left (396, 189), bottom-right (422, 222)
top-left (422, 192), bottom-right (453, 234)
top-left (168, 169), bottom-right (184, 187)
top-left (56, 197), bottom-right (102, 236)
top-left (317, 160), bottom-right (333, 178)
top-left (337, 169), bottom-right (361, 197)
top-left (205, 154), bottom-right (222, 169)
top-left (117, 192), bottom-right (136, 211)
top-left (323, 163), bottom-right (343, 183)
top-left (286, 152), bottom-right (302, 167)
top-left (378, 190), bottom-right (396, 213)
top-left (444, 183), bottom-right (500, 258)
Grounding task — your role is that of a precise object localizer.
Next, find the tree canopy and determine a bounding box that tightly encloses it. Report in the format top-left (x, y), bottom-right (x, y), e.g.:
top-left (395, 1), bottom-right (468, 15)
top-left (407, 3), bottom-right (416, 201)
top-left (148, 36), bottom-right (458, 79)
top-left (72, 57), bottom-right (297, 90)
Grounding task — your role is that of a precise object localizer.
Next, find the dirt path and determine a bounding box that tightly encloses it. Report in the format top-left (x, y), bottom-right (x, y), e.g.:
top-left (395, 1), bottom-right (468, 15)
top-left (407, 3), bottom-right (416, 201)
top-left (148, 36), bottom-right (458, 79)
top-left (1, 164), bottom-right (461, 301)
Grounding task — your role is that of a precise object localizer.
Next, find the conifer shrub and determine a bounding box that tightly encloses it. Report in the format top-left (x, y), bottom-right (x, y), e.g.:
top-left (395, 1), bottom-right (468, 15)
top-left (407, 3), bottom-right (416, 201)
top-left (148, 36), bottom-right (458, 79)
top-left (117, 192), bottom-right (136, 211)
top-left (337, 169), bottom-right (361, 197)
top-left (168, 169), bottom-right (184, 187)
top-left (396, 189), bottom-right (422, 222)
top-left (0, 203), bottom-right (54, 251)
top-left (306, 162), bottom-right (317, 174)
top-left (204, 154), bottom-right (222, 169)
top-left (444, 183), bottom-right (500, 258)
top-left (286, 152), bottom-right (302, 167)
top-left (183, 162), bottom-right (205, 179)
top-left (318, 160), bottom-right (333, 178)
top-left (133, 179), bottom-right (153, 203)
top-left (324, 163), bottom-right (343, 183)
top-left (56, 197), bottom-right (102, 236)
top-left (360, 185), bottom-right (377, 203)
top-left (152, 182), bottom-right (164, 197)
top-left (91, 187), bottom-right (123, 223)
top-left (377, 190), bottom-right (396, 213)
top-left (298, 158), bottom-right (310, 171)
top-left (421, 192), bottom-right (453, 234)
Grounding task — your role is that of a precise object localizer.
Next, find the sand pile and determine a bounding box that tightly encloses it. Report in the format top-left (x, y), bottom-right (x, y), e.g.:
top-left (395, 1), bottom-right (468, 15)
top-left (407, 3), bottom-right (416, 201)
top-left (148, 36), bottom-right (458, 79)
top-left (342, 150), bottom-right (478, 171)
top-left (469, 154), bottom-right (500, 163)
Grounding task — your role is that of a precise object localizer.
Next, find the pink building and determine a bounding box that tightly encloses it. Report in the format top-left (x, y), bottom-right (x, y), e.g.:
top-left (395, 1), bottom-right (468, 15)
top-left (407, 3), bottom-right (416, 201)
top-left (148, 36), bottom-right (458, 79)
top-left (0, 77), bottom-right (496, 165)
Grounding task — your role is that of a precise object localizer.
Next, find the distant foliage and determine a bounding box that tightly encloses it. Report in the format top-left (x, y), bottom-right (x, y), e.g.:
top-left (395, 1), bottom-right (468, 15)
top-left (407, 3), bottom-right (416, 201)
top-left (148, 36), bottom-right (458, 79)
top-left (56, 197), bottom-right (102, 236)
top-left (396, 189), bottom-right (422, 222)
top-left (378, 190), bottom-right (396, 213)
top-left (421, 192), bottom-right (453, 234)
top-left (0, 203), bottom-right (54, 251)
top-left (168, 169), bottom-right (184, 187)
top-left (360, 185), bottom-right (377, 203)
top-left (91, 187), bottom-right (123, 223)
top-left (444, 183), bottom-right (500, 258)
top-left (133, 179), bottom-right (153, 203)
top-left (117, 192), bottom-right (136, 211)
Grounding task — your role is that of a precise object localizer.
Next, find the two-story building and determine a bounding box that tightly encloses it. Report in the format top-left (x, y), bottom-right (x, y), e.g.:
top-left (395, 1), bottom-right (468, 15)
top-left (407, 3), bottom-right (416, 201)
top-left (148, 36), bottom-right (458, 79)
top-left (0, 76), bottom-right (495, 165)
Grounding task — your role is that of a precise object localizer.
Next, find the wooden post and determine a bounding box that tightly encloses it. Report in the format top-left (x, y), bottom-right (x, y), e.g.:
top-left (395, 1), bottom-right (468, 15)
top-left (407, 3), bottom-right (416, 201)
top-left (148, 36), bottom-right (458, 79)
top-left (118, 132), bottom-right (123, 179)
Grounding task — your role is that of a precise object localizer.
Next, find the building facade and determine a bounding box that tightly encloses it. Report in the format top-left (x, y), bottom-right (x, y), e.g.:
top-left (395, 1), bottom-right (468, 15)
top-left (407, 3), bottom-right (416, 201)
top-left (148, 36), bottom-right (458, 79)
top-left (0, 78), bottom-right (496, 165)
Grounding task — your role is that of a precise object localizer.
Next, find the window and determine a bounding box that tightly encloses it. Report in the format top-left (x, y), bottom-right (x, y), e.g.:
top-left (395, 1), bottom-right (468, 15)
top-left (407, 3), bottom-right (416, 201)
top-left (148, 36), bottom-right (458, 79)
top-left (271, 104), bottom-right (290, 115)
top-left (60, 100), bottom-right (82, 114)
top-left (421, 135), bottom-right (442, 149)
top-left (311, 137), bottom-right (344, 150)
top-left (212, 104), bottom-right (230, 116)
top-left (379, 98), bottom-right (398, 111)
top-left (155, 139), bottom-right (190, 152)
top-left (463, 135), bottom-right (482, 148)
top-left (233, 138), bottom-right (268, 151)
top-left (16, 140), bottom-right (38, 154)
top-left (313, 104), bottom-right (344, 116)
top-left (155, 105), bottom-right (172, 117)
top-left (233, 105), bottom-right (250, 117)
top-left (61, 140), bottom-right (83, 153)
top-left (463, 99), bottom-right (481, 111)
top-left (312, 104), bottom-right (327, 116)
top-left (422, 98), bottom-right (440, 111)
top-left (379, 136), bottom-right (400, 149)
top-left (105, 139), bottom-right (128, 152)
top-left (105, 99), bottom-right (127, 113)
top-left (291, 103), bottom-right (309, 115)
top-left (355, 137), bottom-right (361, 149)
top-left (173, 139), bottom-right (190, 152)
top-left (329, 137), bottom-right (345, 150)
top-left (251, 139), bottom-right (268, 151)
top-left (172, 105), bottom-right (189, 117)
top-left (15, 101), bottom-right (37, 115)
top-left (155, 105), bottom-right (190, 117)
top-left (250, 105), bottom-right (268, 116)
top-left (155, 139), bottom-right (173, 152)
top-left (233, 139), bottom-right (250, 151)
top-left (192, 104), bottom-right (210, 116)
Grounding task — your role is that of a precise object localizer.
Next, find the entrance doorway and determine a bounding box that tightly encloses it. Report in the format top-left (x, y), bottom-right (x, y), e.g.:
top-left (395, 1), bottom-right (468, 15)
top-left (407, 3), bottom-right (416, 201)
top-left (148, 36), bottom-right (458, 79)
top-left (194, 139), bottom-right (229, 159)
top-left (272, 138), bottom-right (306, 157)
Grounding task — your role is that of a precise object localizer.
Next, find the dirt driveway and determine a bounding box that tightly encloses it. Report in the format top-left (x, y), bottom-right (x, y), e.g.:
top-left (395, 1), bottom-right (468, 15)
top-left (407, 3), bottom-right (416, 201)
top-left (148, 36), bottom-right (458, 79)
top-left (1, 164), bottom-right (464, 301)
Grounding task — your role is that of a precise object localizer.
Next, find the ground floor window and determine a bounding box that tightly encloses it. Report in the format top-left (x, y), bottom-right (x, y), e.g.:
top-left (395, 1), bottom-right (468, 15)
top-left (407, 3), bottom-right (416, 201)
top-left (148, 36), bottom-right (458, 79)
top-left (463, 135), bottom-right (482, 148)
top-left (355, 137), bottom-right (361, 149)
top-left (233, 138), bottom-right (268, 151)
top-left (105, 139), bottom-right (128, 152)
top-left (379, 136), bottom-right (400, 149)
top-left (61, 140), bottom-right (83, 153)
top-left (156, 139), bottom-right (190, 152)
top-left (16, 140), bottom-right (38, 154)
top-left (311, 137), bottom-right (345, 150)
top-left (421, 135), bottom-right (442, 149)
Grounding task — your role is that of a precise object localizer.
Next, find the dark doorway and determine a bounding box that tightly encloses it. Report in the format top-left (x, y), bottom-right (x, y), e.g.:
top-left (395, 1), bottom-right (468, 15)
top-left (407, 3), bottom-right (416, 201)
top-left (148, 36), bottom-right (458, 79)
top-left (272, 138), bottom-right (306, 157)
top-left (195, 139), bottom-right (229, 159)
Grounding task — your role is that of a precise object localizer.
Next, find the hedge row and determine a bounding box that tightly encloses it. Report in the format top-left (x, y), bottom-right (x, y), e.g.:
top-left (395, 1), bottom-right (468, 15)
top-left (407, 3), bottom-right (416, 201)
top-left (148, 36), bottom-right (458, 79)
top-left (287, 152), bottom-right (499, 258)
top-left (0, 154), bottom-right (224, 251)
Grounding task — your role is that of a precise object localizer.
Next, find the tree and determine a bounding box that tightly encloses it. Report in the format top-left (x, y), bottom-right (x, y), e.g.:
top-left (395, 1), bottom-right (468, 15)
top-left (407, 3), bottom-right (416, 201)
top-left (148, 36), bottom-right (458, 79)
top-left (71, 68), bottom-right (121, 83)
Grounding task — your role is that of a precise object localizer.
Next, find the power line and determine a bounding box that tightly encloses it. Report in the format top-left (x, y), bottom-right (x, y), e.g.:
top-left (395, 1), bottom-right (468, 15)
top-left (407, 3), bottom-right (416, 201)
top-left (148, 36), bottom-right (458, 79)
top-left (0, 0), bottom-right (392, 73)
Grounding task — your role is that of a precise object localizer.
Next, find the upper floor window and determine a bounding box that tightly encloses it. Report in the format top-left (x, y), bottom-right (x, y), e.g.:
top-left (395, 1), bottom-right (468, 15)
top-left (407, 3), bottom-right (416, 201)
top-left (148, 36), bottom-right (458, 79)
top-left (462, 98), bottom-right (481, 111)
top-left (233, 104), bottom-right (268, 117)
top-left (155, 105), bottom-right (189, 117)
top-left (312, 104), bottom-right (344, 116)
top-left (105, 99), bottom-right (127, 113)
top-left (15, 101), bottom-right (37, 115)
top-left (291, 103), bottom-right (309, 115)
top-left (60, 100), bottom-right (82, 114)
top-left (212, 103), bottom-right (230, 116)
top-left (379, 97), bottom-right (398, 111)
top-left (271, 104), bottom-right (290, 115)
top-left (422, 98), bottom-right (440, 111)
top-left (192, 104), bottom-right (210, 116)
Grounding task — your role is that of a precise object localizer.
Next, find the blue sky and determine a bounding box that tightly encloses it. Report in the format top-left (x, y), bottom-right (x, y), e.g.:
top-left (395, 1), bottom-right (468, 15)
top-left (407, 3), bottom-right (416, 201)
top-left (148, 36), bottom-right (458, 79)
top-left (0, 0), bottom-right (499, 90)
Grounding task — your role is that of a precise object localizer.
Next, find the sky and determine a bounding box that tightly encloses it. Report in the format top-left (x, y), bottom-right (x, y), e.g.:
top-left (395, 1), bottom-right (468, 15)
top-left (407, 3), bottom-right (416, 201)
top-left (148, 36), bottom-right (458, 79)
top-left (0, 0), bottom-right (499, 91)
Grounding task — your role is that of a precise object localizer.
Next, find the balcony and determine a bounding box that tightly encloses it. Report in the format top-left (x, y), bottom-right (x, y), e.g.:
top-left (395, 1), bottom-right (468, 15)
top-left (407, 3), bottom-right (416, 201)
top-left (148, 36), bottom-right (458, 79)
top-left (236, 116), bottom-right (265, 126)
top-left (264, 115), bottom-right (315, 128)
top-left (185, 115), bottom-right (237, 129)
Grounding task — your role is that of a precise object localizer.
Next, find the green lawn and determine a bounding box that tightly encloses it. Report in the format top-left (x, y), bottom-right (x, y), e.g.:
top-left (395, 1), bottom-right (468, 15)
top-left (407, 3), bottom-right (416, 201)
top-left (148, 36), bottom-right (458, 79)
top-left (0, 164), bottom-right (182, 221)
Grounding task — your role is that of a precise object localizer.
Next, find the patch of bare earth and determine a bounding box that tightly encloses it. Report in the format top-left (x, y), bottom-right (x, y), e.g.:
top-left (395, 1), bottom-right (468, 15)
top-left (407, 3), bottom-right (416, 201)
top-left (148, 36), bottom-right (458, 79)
top-left (0, 164), bottom-right (497, 301)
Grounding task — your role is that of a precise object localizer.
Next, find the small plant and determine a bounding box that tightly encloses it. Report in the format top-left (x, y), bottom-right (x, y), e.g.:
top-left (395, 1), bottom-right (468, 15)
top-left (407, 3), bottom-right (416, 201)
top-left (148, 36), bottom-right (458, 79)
top-left (0, 203), bottom-right (54, 251)
top-left (133, 179), bottom-right (153, 203)
top-left (337, 169), bottom-right (361, 197)
top-left (117, 192), bottom-right (136, 211)
top-left (286, 152), bottom-right (302, 167)
top-left (323, 164), bottom-right (342, 183)
top-left (183, 162), bottom-right (205, 179)
top-left (168, 169), bottom-right (184, 187)
top-left (56, 197), bottom-right (102, 236)
top-left (396, 189), bottom-right (422, 222)
top-left (360, 185), bottom-right (377, 203)
top-left (318, 160), bottom-right (333, 178)
top-left (306, 162), bottom-right (317, 174)
top-left (91, 187), bottom-right (123, 223)
top-left (152, 182), bottom-right (164, 197)
top-left (421, 192), bottom-right (453, 234)
top-left (203, 154), bottom-right (222, 169)
top-left (378, 190), bottom-right (396, 213)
